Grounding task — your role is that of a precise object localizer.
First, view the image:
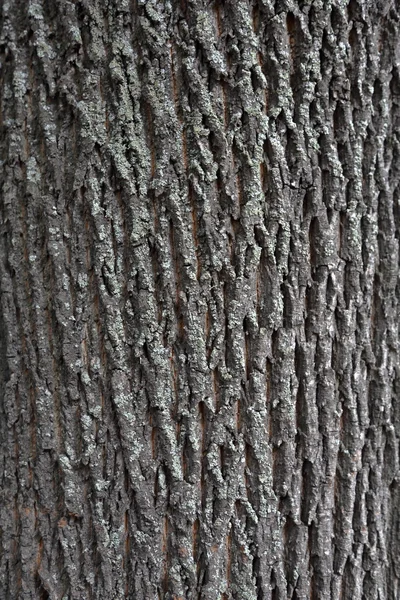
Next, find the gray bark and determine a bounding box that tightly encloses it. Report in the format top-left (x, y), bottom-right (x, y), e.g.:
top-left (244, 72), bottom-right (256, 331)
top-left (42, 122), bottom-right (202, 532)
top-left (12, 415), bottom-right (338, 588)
top-left (1, 0), bottom-right (400, 598)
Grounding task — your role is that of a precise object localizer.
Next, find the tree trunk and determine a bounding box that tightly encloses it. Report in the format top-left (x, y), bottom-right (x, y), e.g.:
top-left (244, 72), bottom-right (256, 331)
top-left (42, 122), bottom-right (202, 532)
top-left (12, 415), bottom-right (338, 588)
top-left (1, 0), bottom-right (400, 598)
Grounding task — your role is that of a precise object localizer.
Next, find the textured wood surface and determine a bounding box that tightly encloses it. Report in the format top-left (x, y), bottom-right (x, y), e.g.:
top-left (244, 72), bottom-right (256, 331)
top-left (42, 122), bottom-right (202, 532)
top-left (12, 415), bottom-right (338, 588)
top-left (1, 0), bottom-right (400, 598)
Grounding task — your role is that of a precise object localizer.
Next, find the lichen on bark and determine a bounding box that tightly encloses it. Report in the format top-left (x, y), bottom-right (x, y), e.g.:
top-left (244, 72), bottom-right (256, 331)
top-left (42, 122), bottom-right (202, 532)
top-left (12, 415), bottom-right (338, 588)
top-left (1, 0), bottom-right (400, 599)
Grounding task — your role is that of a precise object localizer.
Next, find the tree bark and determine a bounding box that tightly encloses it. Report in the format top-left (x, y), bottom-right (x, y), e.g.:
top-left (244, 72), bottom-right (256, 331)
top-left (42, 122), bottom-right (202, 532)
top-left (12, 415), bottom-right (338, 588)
top-left (1, 0), bottom-right (400, 598)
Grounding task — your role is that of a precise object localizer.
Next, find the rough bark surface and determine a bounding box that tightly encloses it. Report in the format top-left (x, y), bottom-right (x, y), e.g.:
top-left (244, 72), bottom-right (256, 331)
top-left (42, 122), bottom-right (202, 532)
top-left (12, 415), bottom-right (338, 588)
top-left (1, 0), bottom-right (400, 598)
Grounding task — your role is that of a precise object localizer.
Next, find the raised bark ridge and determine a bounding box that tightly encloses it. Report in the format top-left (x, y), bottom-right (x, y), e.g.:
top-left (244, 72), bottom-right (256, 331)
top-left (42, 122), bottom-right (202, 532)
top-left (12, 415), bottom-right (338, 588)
top-left (0, 0), bottom-right (399, 598)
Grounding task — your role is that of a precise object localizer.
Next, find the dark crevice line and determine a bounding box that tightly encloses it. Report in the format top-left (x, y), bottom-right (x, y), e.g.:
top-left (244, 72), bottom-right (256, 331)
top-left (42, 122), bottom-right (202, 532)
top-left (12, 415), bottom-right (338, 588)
top-left (162, 514), bottom-right (169, 593)
top-left (199, 401), bottom-right (206, 508)
top-left (169, 219), bottom-right (184, 341)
